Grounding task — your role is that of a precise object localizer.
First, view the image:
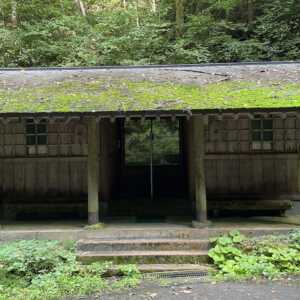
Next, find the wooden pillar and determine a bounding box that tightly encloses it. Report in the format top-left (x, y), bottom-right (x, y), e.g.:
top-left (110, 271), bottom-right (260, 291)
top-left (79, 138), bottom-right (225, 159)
top-left (192, 116), bottom-right (208, 223)
top-left (99, 120), bottom-right (109, 216)
top-left (184, 119), bottom-right (195, 202)
top-left (99, 119), bottom-right (118, 216)
top-left (88, 117), bottom-right (99, 224)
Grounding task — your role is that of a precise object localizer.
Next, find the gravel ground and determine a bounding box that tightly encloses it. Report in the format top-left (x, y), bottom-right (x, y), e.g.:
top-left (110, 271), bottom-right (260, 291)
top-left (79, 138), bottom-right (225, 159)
top-left (73, 277), bottom-right (300, 300)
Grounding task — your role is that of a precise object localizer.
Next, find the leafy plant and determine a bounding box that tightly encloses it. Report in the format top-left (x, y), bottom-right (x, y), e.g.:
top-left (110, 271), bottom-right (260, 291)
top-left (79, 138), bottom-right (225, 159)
top-left (0, 240), bottom-right (140, 300)
top-left (0, 240), bottom-right (75, 280)
top-left (209, 230), bottom-right (300, 280)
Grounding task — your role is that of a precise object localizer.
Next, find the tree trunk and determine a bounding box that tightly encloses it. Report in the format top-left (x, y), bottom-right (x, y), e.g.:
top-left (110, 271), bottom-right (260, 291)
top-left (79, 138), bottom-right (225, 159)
top-left (11, 0), bottom-right (17, 27)
top-left (74, 0), bottom-right (86, 16)
top-left (151, 0), bottom-right (157, 13)
top-left (135, 0), bottom-right (140, 27)
top-left (176, 0), bottom-right (184, 37)
top-left (247, 0), bottom-right (254, 24)
top-left (244, 0), bottom-right (254, 25)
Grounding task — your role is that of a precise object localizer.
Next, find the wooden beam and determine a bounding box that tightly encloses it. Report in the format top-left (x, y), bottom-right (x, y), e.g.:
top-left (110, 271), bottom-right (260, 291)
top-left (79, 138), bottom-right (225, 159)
top-left (192, 116), bottom-right (208, 223)
top-left (87, 117), bottom-right (99, 224)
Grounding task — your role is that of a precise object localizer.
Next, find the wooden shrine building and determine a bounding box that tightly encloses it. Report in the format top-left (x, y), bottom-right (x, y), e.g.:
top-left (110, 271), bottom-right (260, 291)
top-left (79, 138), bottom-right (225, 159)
top-left (0, 62), bottom-right (299, 224)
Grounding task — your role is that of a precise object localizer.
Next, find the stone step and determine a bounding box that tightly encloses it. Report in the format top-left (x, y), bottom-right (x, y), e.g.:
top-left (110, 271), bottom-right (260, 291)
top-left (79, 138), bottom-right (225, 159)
top-left (106, 264), bottom-right (212, 275)
top-left (82, 227), bottom-right (296, 241)
top-left (76, 239), bottom-right (210, 252)
top-left (136, 264), bottom-right (212, 274)
top-left (84, 228), bottom-right (209, 240)
top-left (0, 226), bottom-right (295, 242)
top-left (77, 250), bottom-right (210, 264)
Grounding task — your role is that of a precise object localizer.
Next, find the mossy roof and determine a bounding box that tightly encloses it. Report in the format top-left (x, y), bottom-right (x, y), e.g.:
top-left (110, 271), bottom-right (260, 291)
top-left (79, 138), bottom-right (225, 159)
top-left (1, 62), bottom-right (300, 115)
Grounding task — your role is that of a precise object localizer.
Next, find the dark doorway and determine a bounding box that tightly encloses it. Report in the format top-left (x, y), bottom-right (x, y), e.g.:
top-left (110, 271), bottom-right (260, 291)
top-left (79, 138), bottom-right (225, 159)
top-left (110, 118), bottom-right (191, 218)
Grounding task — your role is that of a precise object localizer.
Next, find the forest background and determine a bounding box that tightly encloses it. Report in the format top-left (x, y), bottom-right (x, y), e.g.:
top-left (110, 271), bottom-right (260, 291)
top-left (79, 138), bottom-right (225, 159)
top-left (0, 0), bottom-right (299, 67)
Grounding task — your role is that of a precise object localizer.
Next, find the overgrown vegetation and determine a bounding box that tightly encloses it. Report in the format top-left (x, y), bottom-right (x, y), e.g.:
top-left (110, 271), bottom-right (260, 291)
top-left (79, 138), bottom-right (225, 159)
top-left (209, 230), bottom-right (300, 280)
top-left (2, 79), bottom-right (300, 113)
top-left (0, 240), bottom-right (141, 300)
top-left (0, 0), bottom-right (299, 67)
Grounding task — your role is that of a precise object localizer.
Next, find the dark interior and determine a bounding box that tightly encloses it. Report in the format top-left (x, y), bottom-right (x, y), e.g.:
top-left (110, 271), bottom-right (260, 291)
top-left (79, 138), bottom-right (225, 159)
top-left (109, 118), bottom-right (191, 218)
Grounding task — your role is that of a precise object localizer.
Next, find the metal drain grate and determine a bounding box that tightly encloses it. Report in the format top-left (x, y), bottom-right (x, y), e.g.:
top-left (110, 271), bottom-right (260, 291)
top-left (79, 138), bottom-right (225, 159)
top-left (143, 270), bottom-right (209, 280)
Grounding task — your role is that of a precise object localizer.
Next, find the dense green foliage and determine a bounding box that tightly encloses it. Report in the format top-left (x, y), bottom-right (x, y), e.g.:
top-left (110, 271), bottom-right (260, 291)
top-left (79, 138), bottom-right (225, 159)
top-left (0, 0), bottom-right (299, 67)
top-left (0, 240), bottom-right (141, 300)
top-left (209, 230), bottom-right (300, 280)
top-left (125, 119), bottom-right (179, 165)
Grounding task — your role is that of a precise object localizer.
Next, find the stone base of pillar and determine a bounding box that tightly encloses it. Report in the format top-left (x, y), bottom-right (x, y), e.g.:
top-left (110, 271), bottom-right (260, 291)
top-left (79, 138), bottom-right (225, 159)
top-left (88, 212), bottom-right (99, 225)
top-left (191, 220), bottom-right (211, 228)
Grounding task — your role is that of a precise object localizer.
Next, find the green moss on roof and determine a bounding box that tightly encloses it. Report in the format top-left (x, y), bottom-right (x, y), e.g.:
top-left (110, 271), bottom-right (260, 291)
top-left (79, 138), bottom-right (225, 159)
top-left (1, 79), bottom-right (300, 113)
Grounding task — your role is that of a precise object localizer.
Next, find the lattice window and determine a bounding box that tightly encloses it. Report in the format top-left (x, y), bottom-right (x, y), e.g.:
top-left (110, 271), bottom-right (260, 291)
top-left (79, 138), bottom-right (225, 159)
top-left (251, 118), bottom-right (273, 151)
top-left (26, 119), bottom-right (48, 155)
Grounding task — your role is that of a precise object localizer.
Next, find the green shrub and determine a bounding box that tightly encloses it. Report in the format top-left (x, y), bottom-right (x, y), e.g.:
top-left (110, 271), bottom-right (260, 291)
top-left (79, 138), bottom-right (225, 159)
top-left (209, 230), bottom-right (300, 280)
top-left (0, 240), bottom-right (75, 280)
top-left (0, 240), bottom-right (140, 300)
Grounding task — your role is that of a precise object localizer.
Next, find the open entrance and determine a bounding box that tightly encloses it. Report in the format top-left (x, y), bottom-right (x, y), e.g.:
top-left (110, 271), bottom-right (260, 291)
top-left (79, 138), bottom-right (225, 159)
top-left (110, 118), bottom-right (191, 219)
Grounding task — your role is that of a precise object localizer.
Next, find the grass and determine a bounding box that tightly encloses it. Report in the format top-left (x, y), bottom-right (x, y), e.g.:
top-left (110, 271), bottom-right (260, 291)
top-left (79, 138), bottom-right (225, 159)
top-left (1, 79), bottom-right (300, 113)
top-left (0, 240), bottom-right (141, 300)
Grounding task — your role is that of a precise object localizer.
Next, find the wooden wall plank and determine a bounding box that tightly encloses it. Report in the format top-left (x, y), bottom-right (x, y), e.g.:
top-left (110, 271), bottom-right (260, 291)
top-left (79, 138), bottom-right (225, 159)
top-left (25, 161), bottom-right (36, 195)
top-left (262, 158), bottom-right (275, 193)
top-left (228, 159), bottom-right (239, 193)
top-left (36, 161), bottom-right (48, 195)
top-left (48, 160), bottom-right (58, 195)
top-left (14, 160), bottom-right (25, 193)
top-left (216, 159), bottom-right (228, 194)
top-left (58, 161), bottom-right (70, 194)
top-left (239, 157), bottom-right (252, 193)
top-left (287, 157), bottom-right (298, 193)
top-left (0, 159), bottom-right (2, 193)
top-left (275, 159), bottom-right (287, 193)
top-left (252, 157), bottom-right (263, 193)
top-left (205, 160), bottom-right (214, 194)
top-left (70, 161), bottom-right (81, 195)
top-left (3, 160), bottom-right (14, 193)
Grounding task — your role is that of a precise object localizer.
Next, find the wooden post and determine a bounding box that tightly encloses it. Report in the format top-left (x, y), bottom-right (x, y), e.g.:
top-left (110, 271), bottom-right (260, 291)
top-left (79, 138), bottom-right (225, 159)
top-left (184, 119), bottom-right (195, 203)
top-left (88, 117), bottom-right (99, 224)
top-left (297, 149), bottom-right (300, 196)
top-left (99, 119), bottom-right (117, 217)
top-left (192, 116), bottom-right (208, 224)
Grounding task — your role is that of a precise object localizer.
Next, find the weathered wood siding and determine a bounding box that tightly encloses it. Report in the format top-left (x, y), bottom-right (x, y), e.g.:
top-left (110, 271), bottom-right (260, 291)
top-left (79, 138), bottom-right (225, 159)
top-left (205, 116), bottom-right (300, 198)
top-left (206, 117), bottom-right (300, 154)
top-left (0, 116), bottom-right (299, 200)
top-left (0, 119), bottom-right (88, 197)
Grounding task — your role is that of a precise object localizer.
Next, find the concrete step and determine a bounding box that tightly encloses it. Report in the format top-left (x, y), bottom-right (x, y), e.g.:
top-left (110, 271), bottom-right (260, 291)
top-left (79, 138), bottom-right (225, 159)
top-left (77, 250), bottom-right (210, 264)
top-left (105, 264), bottom-right (212, 275)
top-left (0, 225), bottom-right (296, 242)
top-left (84, 228), bottom-right (209, 240)
top-left (136, 264), bottom-right (212, 273)
top-left (82, 227), bottom-right (297, 241)
top-left (76, 239), bottom-right (210, 252)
